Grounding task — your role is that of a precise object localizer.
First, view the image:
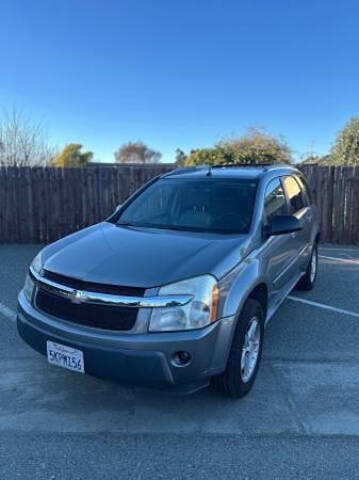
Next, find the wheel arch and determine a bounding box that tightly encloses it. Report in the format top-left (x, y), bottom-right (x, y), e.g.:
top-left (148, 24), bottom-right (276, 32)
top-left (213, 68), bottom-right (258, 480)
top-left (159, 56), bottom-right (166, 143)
top-left (211, 281), bottom-right (268, 373)
top-left (210, 281), bottom-right (268, 391)
top-left (246, 282), bottom-right (268, 320)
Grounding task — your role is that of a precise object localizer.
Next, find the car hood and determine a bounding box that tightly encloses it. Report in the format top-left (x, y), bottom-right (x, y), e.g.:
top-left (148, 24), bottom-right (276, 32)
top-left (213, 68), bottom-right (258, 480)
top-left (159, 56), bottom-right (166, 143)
top-left (42, 222), bottom-right (251, 288)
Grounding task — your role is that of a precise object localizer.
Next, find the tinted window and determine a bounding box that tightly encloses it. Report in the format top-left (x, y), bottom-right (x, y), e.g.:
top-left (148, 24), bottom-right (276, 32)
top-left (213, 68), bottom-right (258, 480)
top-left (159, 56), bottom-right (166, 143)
top-left (282, 176), bottom-right (306, 213)
top-left (116, 177), bottom-right (258, 234)
top-left (264, 178), bottom-right (288, 222)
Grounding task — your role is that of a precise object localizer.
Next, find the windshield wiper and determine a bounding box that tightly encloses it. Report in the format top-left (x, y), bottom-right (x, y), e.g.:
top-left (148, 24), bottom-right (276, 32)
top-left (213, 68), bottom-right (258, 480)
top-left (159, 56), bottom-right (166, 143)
top-left (117, 222), bottom-right (197, 232)
top-left (116, 222), bottom-right (136, 227)
top-left (116, 222), bottom-right (243, 234)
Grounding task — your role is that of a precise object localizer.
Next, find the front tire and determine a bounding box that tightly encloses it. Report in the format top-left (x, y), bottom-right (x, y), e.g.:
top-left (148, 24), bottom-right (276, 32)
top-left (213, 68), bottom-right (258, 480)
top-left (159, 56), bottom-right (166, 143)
top-left (296, 244), bottom-right (318, 291)
top-left (211, 298), bottom-right (264, 398)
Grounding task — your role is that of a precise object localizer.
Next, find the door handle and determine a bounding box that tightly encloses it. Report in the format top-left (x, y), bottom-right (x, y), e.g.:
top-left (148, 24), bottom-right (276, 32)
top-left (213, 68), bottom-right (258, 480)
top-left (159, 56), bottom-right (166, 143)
top-left (291, 232), bottom-right (296, 239)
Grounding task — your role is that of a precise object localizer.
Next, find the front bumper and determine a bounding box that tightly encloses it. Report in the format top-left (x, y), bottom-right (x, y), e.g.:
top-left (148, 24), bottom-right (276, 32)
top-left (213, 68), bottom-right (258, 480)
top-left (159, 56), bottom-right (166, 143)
top-left (17, 291), bottom-right (235, 392)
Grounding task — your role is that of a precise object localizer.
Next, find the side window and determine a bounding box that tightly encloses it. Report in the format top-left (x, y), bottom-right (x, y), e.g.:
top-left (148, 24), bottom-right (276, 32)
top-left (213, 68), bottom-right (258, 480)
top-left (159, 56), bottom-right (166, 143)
top-left (295, 175), bottom-right (312, 204)
top-left (282, 176), bottom-right (306, 214)
top-left (264, 178), bottom-right (288, 223)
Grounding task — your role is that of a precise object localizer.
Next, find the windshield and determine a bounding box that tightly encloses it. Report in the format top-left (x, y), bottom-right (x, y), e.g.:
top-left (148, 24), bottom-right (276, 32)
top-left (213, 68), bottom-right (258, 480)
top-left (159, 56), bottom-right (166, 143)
top-left (115, 177), bottom-right (258, 234)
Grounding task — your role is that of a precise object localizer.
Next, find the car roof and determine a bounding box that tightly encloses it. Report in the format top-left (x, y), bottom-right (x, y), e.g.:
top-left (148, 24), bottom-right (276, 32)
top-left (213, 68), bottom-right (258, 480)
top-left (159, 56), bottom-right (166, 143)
top-left (162, 164), bottom-right (300, 180)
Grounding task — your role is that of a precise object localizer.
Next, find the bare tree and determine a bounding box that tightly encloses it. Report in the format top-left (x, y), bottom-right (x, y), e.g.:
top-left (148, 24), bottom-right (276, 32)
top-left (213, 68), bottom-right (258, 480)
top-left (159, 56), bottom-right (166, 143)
top-left (114, 141), bottom-right (161, 164)
top-left (0, 109), bottom-right (56, 166)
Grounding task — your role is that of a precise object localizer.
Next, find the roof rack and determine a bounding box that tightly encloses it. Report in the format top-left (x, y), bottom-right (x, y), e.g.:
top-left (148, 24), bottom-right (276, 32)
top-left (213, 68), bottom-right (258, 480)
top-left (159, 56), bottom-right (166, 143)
top-left (163, 166), bottom-right (203, 176)
top-left (163, 163), bottom-right (295, 178)
top-left (211, 163), bottom-right (262, 168)
top-left (209, 163), bottom-right (291, 169)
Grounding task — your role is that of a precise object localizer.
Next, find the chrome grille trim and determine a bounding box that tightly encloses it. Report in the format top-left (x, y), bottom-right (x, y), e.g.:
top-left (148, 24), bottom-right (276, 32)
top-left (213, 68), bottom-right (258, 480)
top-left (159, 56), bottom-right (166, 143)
top-left (30, 267), bottom-right (192, 308)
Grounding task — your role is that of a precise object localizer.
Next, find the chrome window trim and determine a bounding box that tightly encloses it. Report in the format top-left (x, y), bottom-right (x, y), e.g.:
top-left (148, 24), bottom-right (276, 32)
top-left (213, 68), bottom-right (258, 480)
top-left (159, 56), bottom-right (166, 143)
top-left (30, 267), bottom-right (192, 308)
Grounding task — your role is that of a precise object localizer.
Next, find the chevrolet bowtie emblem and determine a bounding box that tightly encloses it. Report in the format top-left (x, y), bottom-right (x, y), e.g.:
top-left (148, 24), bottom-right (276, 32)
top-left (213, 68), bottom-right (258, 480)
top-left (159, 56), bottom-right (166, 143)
top-left (70, 290), bottom-right (86, 304)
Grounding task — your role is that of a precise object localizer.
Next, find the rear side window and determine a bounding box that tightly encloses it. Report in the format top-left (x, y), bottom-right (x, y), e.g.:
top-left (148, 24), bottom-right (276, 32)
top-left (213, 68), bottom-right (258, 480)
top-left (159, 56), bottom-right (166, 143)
top-left (264, 178), bottom-right (288, 223)
top-left (282, 175), bottom-right (307, 213)
top-left (295, 175), bottom-right (312, 204)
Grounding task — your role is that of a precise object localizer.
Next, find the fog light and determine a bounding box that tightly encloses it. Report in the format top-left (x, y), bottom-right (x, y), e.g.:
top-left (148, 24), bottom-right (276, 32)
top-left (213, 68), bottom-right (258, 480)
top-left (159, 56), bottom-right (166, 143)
top-left (171, 351), bottom-right (192, 367)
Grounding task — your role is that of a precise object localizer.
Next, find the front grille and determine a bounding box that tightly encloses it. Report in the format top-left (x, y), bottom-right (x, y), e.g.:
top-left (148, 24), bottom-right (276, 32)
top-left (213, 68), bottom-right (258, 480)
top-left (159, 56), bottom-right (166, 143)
top-left (42, 270), bottom-right (146, 297)
top-left (36, 288), bottom-right (139, 331)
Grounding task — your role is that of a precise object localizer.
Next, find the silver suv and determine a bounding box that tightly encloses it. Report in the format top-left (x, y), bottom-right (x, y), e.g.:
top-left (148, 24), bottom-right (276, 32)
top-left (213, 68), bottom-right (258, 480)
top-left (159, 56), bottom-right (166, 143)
top-left (17, 164), bottom-right (320, 397)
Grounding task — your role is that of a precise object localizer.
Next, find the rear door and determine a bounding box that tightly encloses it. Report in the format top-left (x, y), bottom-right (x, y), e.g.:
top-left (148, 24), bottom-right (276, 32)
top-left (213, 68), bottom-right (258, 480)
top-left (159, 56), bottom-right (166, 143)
top-left (262, 177), bottom-right (296, 299)
top-left (282, 175), bottom-right (312, 272)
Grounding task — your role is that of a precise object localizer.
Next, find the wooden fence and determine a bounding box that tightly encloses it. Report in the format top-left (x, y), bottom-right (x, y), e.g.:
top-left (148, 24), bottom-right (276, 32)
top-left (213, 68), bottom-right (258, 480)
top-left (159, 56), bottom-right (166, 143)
top-left (0, 164), bottom-right (173, 244)
top-left (0, 164), bottom-right (358, 244)
top-left (300, 165), bottom-right (359, 245)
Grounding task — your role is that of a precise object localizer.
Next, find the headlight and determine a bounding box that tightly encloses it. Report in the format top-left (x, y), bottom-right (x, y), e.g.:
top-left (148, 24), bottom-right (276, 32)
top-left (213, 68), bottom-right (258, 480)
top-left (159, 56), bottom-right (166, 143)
top-left (149, 275), bottom-right (218, 332)
top-left (24, 274), bottom-right (35, 302)
top-left (30, 252), bottom-right (43, 275)
top-left (24, 251), bottom-right (43, 302)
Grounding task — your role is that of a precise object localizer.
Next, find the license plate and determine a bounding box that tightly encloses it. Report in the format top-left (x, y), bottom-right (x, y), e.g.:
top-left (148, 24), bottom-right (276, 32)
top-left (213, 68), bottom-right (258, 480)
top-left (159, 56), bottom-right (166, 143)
top-left (46, 341), bottom-right (85, 374)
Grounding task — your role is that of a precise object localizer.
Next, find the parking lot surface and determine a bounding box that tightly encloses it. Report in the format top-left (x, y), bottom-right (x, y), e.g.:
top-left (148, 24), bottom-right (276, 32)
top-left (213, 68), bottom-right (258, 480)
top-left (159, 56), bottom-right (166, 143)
top-left (0, 243), bottom-right (359, 479)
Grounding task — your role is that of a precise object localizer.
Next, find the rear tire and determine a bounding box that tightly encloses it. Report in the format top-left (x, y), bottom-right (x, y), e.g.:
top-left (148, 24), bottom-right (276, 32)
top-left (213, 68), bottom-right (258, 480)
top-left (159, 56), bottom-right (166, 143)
top-left (296, 244), bottom-right (318, 291)
top-left (211, 298), bottom-right (264, 398)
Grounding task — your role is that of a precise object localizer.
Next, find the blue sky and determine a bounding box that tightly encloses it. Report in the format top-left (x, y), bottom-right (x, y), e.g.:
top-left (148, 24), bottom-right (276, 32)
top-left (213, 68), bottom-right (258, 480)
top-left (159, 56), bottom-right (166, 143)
top-left (1, 0), bottom-right (359, 163)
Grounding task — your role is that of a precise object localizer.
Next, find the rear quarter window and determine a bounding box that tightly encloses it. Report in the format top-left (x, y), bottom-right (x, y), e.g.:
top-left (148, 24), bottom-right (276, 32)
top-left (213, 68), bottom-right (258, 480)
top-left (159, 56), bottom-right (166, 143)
top-left (295, 174), bottom-right (312, 204)
top-left (282, 175), bottom-right (307, 214)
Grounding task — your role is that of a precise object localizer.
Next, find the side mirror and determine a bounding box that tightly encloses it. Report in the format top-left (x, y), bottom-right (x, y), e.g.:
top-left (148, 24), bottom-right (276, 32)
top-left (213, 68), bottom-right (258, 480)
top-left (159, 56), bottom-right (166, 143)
top-left (263, 215), bottom-right (302, 237)
top-left (115, 204), bottom-right (122, 213)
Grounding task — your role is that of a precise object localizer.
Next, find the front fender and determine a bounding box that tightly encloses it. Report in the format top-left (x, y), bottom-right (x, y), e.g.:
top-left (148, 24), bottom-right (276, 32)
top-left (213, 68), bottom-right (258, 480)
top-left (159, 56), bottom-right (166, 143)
top-left (218, 257), bottom-right (263, 319)
top-left (209, 258), bottom-right (266, 375)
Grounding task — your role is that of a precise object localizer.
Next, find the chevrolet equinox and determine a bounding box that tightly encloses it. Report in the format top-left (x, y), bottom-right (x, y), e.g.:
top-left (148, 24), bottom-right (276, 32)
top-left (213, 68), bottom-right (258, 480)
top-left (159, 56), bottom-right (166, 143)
top-left (17, 164), bottom-right (320, 397)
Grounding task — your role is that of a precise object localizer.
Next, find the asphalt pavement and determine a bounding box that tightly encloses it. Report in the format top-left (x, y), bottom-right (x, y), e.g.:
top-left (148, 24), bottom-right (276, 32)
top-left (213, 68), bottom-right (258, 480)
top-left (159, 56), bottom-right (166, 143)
top-left (0, 243), bottom-right (359, 479)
